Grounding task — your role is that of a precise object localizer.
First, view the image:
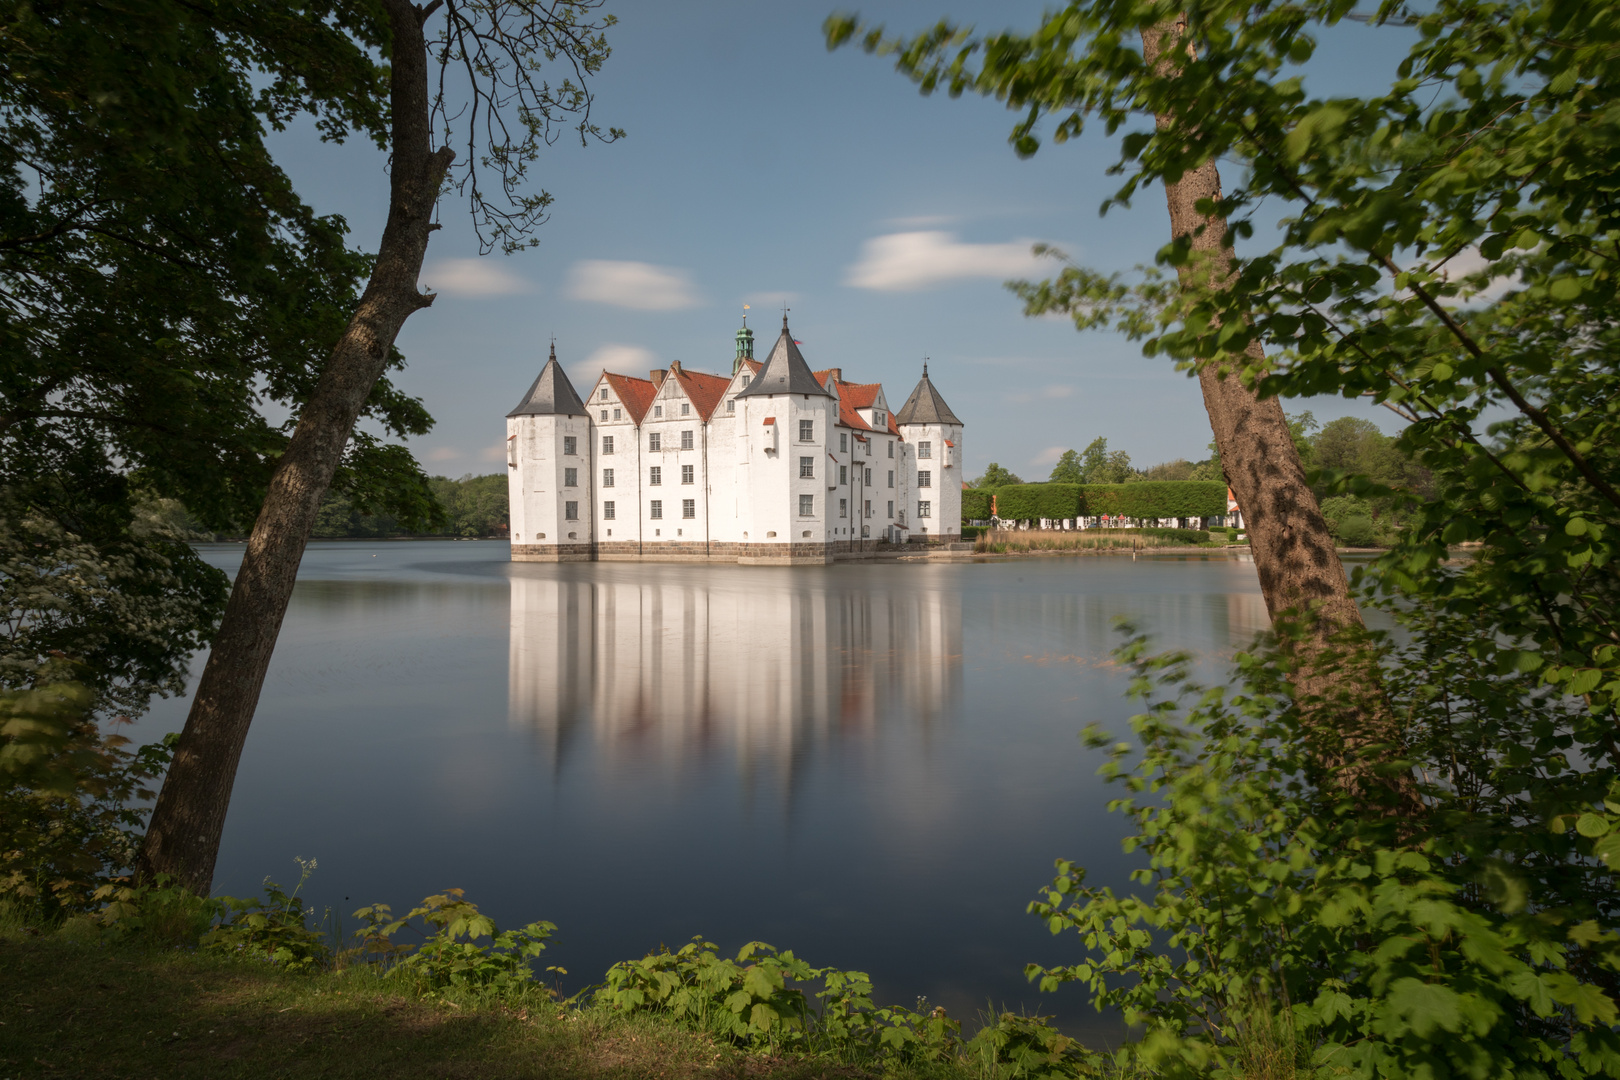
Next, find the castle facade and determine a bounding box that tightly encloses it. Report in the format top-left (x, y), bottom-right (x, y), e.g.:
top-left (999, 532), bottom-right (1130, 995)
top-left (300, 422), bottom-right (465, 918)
top-left (506, 317), bottom-right (964, 564)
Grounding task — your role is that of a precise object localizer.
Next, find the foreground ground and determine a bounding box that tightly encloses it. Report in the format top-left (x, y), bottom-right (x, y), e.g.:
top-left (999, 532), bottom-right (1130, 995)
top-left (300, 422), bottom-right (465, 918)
top-left (0, 931), bottom-right (891, 1080)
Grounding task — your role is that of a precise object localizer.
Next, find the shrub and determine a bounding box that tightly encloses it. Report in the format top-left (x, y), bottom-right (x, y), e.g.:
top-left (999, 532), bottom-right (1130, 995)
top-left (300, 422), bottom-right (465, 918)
top-left (961, 488), bottom-right (992, 521)
top-left (0, 679), bottom-right (176, 921)
top-left (1335, 515), bottom-right (1378, 547)
top-left (354, 888), bottom-right (556, 996)
top-left (1025, 616), bottom-right (1620, 1078)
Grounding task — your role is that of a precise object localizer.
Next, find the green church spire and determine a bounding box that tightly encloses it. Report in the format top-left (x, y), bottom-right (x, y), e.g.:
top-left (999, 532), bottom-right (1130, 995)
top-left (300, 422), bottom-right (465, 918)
top-left (733, 306), bottom-right (755, 375)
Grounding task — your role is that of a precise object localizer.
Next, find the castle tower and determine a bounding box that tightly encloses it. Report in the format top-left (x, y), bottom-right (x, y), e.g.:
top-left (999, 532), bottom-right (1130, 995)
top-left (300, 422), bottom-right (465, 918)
top-left (894, 362), bottom-right (964, 541)
top-left (507, 343), bottom-right (593, 561)
top-left (732, 315), bottom-right (837, 563)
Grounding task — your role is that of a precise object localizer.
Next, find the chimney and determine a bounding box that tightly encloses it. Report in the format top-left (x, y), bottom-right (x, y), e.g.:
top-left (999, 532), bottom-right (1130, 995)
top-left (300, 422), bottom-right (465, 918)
top-left (649, 369), bottom-right (667, 389)
top-left (829, 368), bottom-right (842, 385)
top-left (669, 360), bottom-right (683, 374)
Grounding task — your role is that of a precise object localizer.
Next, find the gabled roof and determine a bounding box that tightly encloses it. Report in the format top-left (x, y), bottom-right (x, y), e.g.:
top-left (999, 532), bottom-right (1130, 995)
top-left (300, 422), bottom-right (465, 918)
top-left (839, 382), bottom-right (884, 410)
top-left (894, 366), bottom-right (962, 426)
top-left (736, 320), bottom-right (834, 399)
top-left (508, 346), bottom-right (587, 417)
top-left (671, 366), bottom-right (732, 421)
top-left (829, 383), bottom-right (873, 432)
top-left (604, 373), bottom-right (657, 423)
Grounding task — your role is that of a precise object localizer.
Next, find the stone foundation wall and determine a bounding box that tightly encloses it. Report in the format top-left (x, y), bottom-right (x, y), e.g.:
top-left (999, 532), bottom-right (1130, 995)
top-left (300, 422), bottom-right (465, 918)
top-left (511, 539), bottom-right (900, 565)
top-left (511, 542), bottom-right (595, 562)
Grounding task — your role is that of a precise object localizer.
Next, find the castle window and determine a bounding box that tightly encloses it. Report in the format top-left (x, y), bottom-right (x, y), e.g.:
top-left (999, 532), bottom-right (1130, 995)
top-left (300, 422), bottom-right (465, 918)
top-left (839, 465), bottom-right (847, 485)
top-left (565, 501), bottom-right (579, 520)
top-left (600, 410), bottom-right (607, 421)
top-left (865, 441), bottom-right (871, 457)
top-left (602, 435), bottom-right (614, 455)
top-left (799, 494), bottom-right (815, 517)
top-left (887, 500), bottom-right (894, 518)
top-left (887, 470), bottom-right (894, 488)
top-left (918, 470), bottom-right (931, 488)
top-left (918, 500), bottom-right (932, 518)
top-left (649, 466), bottom-right (661, 486)
top-left (682, 464), bottom-right (694, 484)
top-left (648, 432), bottom-right (661, 451)
top-left (563, 436), bottom-right (577, 456)
top-left (799, 420), bottom-right (814, 442)
top-left (864, 500), bottom-right (872, 518)
top-left (654, 405), bottom-right (663, 418)
top-left (799, 456), bottom-right (814, 479)
top-left (602, 468), bottom-right (614, 488)
top-left (887, 442), bottom-right (894, 459)
top-left (864, 468), bottom-right (872, 486)
top-left (650, 500), bottom-right (663, 519)
top-left (613, 408), bottom-right (621, 420)
top-left (681, 402), bottom-right (690, 416)
top-left (564, 468), bottom-right (578, 487)
top-left (681, 430), bottom-right (693, 450)
top-left (682, 499), bottom-right (695, 519)
top-left (840, 433), bottom-right (848, 452)
top-left (603, 501), bottom-right (615, 519)
top-left (600, 388), bottom-right (608, 401)
top-left (727, 400), bottom-right (735, 413)
top-left (919, 441), bottom-right (932, 459)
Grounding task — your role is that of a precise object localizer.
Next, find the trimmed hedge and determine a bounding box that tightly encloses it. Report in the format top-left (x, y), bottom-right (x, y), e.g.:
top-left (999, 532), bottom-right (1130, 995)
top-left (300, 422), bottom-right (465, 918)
top-left (962, 481), bottom-right (1228, 524)
top-left (1079, 481), bottom-right (1227, 518)
top-left (990, 483), bottom-right (1083, 522)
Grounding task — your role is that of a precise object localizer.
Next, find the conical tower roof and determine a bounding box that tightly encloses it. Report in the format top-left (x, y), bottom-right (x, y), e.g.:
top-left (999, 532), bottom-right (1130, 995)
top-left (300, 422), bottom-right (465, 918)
top-left (894, 363), bottom-right (962, 426)
top-left (507, 344), bottom-right (587, 418)
top-left (735, 317), bottom-right (834, 399)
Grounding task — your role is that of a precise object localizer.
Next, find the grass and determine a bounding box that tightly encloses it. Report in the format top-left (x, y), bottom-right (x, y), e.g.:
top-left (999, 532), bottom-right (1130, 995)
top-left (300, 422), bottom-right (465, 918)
top-left (0, 927), bottom-right (878, 1080)
top-left (972, 529), bottom-right (1223, 555)
top-left (1, 920), bottom-right (1078, 1080)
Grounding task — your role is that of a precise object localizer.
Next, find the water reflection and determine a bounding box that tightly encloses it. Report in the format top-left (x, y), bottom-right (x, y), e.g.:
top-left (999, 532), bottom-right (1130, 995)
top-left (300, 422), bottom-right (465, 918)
top-left (509, 574), bottom-right (963, 784)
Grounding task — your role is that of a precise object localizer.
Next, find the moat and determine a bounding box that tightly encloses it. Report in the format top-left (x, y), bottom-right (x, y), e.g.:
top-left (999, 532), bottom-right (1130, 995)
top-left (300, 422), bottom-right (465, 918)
top-left (146, 540), bottom-right (1273, 1039)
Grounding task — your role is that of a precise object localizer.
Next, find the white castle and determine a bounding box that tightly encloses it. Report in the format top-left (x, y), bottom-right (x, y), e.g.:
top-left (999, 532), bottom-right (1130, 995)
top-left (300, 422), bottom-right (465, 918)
top-left (506, 315), bottom-right (964, 564)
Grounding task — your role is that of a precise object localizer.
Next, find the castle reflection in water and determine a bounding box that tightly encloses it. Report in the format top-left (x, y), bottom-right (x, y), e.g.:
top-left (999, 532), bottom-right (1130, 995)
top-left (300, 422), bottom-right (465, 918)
top-left (507, 570), bottom-right (963, 776)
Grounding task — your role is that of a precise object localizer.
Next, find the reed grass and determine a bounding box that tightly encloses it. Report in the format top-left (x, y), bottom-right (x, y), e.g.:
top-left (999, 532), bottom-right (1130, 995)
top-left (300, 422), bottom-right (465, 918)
top-left (973, 529), bottom-right (1207, 554)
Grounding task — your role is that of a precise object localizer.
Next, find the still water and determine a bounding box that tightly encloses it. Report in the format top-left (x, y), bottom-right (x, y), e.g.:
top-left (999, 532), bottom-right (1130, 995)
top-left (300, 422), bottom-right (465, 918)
top-left (145, 541), bottom-right (1270, 1040)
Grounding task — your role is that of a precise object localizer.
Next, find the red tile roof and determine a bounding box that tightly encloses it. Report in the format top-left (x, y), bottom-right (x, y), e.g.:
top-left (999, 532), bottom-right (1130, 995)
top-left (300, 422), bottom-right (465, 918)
top-left (603, 373), bottom-right (657, 423)
top-left (836, 391), bottom-right (873, 431)
top-left (672, 367), bottom-right (732, 421)
top-left (840, 382), bottom-right (883, 409)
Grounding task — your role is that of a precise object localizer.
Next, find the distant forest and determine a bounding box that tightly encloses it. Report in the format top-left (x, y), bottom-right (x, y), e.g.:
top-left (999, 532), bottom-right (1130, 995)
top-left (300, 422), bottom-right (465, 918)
top-left (311, 473), bottom-right (508, 538)
top-left (138, 474), bottom-right (510, 540)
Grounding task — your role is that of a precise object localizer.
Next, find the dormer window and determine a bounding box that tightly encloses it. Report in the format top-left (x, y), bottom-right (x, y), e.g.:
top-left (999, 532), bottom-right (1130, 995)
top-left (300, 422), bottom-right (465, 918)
top-left (600, 388), bottom-right (608, 401)
top-left (654, 404), bottom-right (663, 418)
top-left (727, 400), bottom-right (735, 413)
top-left (681, 402), bottom-right (690, 416)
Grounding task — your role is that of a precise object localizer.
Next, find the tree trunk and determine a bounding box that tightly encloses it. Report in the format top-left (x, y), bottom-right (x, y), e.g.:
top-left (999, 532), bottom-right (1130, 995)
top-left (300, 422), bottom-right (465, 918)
top-left (137, 0), bottom-right (454, 894)
top-left (1141, 18), bottom-right (1415, 810)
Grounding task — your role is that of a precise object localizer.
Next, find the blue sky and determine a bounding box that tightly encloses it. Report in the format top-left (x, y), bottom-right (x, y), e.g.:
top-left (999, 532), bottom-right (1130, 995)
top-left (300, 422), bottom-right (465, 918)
top-left (268, 1), bottom-right (1412, 482)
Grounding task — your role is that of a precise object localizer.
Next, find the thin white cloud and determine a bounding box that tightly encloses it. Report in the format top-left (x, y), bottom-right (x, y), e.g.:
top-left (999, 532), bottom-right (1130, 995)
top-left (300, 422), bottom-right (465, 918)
top-left (567, 260), bottom-right (702, 310)
top-left (427, 446), bottom-right (462, 463)
top-left (480, 443), bottom-right (508, 463)
top-left (1043, 385), bottom-right (1076, 399)
top-left (884, 213), bottom-right (960, 228)
top-left (421, 258), bottom-right (534, 297)
top-left (582, 343), bottom-right (658, 378)
top-left (1033, 446), bottom-right (1068, 467)
top-left (845, 231), bottom-right (1048, 292)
